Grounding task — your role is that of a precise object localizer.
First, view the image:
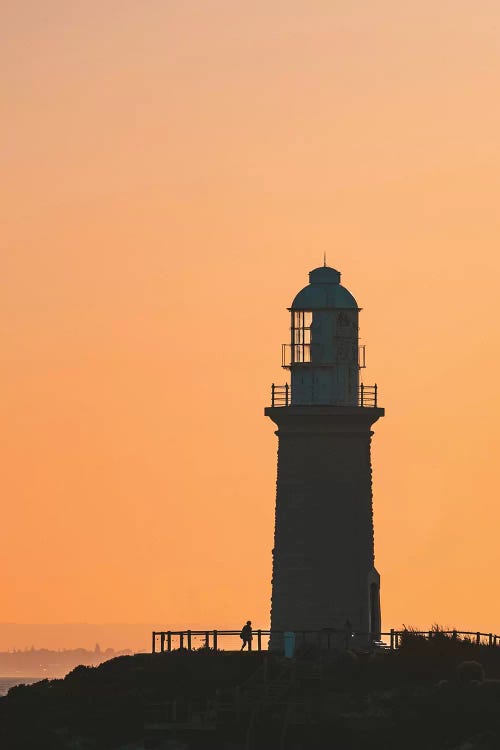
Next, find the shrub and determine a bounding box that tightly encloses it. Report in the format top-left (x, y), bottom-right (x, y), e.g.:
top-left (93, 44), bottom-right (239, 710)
top-left (456, 660), bottom-right (485, 685)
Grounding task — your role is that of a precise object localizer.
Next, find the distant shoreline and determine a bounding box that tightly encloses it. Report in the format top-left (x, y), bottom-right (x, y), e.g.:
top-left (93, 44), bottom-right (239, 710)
top-left (0, 677), bottom-right (39, 697)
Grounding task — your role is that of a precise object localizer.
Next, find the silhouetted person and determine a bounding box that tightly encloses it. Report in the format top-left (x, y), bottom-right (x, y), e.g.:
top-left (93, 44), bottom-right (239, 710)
top-left (240, 621), bottom-right (252, 651)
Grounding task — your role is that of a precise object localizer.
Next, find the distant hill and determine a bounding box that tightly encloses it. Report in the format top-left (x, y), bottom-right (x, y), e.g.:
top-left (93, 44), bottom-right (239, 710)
top-left (0, 646), bottom-right (132, 678)
top-left (3, 632), bottom-right (500, 748)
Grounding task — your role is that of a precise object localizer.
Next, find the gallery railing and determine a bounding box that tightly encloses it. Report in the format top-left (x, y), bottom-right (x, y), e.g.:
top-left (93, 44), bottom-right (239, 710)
top-left (152, 628), bottom-right (500, 653)
top-left (271, 383), bottom-right (290, 406)
top-left (269, 383), bottom-right (378, 408)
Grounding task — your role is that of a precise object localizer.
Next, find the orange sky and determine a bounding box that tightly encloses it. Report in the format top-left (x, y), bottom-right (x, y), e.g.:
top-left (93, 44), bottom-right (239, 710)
top-left (2, 0), bottom-right (500, 648)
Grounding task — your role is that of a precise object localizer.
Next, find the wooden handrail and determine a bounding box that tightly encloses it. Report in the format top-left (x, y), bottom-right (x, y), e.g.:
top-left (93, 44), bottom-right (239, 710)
top-left (151, 628), bottom-right (500, 653)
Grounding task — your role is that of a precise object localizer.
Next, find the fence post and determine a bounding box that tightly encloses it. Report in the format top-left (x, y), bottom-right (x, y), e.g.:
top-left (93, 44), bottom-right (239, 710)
top-left (285, 383), bottom-right (289, 406)
top-left (271, 383), bottom-right (275, 407)
top-left (180, 633), bottom-right (184, 650)
top-left (374, 383), bottom-right (378, 407)
top-left (205, 631), bottom-right (209, 649)
top-left (476, 632), bottom-right (480, 646)
top-left (213, 630), bottom-right (218, 650)
top-left (152, 632), bottom-right (156, 653)
top-left (390, 629), bottom-right (394, 650)
top-left (489, 633), bottom-right (493, 647)
top-left (257, 630), bottom-right (262, 651)
top-left (452, 629), bottom-right (457, 640)
top-left (360, 383), bottom-right (364, 406)
top-left (187, 630), bottom-right (192, 651)
top-left (167, 632), bottom-right (172, 652)
top-left (160, 633), bottom-right (165, 653)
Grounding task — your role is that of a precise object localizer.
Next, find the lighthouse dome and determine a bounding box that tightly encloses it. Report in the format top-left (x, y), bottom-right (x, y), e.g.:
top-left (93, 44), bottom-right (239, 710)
top-left (290, 266), bottom-right (358, 310)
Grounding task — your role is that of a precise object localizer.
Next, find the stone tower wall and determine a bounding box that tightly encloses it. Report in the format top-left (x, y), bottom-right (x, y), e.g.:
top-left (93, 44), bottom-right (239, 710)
top-left (266, 406), bottom-right (383, 641)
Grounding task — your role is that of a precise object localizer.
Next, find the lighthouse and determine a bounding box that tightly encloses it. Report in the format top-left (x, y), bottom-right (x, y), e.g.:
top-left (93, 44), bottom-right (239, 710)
top-left (265, 265), bottom-right (384, 648)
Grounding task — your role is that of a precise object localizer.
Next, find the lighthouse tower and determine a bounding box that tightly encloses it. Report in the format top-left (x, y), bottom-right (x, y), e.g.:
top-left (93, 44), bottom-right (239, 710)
top-left (265, 265), bottom-right (384, 647)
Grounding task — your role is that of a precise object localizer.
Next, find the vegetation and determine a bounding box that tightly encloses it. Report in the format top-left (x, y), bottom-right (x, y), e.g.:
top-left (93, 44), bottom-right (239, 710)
top-left (2, 630), bottom-right (500, 748)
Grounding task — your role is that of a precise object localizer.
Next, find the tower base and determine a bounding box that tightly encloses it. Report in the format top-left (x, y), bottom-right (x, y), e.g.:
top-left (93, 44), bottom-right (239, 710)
top-left (265, 405), bottom-right (384, 650)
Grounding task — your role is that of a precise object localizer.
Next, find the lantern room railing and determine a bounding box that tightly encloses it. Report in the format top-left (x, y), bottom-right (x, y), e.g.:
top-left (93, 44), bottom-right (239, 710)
top-left (281, 343), bottom-right (366, 368)
top-left (270, 383), bottom-right (378, 408)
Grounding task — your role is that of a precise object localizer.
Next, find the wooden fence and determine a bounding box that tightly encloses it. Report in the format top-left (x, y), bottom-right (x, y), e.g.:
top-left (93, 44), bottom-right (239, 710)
top-left (151, 628), bottom-right (500, 653)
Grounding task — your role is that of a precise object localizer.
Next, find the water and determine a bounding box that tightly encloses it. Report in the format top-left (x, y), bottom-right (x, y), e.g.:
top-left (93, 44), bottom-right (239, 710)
top-left (0, 677), bottom-right (40, 697)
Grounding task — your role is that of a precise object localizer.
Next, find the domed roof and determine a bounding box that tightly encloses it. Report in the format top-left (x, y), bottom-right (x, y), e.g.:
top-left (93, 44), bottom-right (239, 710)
top-left (290, 266), bottom-right (358, 310)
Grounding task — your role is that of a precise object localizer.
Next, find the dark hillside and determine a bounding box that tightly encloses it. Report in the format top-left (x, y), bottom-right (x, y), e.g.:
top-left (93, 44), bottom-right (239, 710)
top-left (2, 635), bottom-right (500, 749)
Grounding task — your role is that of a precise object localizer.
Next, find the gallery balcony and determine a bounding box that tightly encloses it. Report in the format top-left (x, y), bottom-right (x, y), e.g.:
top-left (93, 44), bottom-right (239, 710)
top-left (269, 383), bottom-right (378, 408)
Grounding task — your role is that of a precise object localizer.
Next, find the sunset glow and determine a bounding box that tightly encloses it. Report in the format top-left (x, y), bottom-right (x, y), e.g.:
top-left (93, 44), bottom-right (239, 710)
top-left (2, 1), bottom-right (500, 649)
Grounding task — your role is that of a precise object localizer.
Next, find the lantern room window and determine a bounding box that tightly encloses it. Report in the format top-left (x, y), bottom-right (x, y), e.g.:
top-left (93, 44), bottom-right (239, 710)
top-left (291, 311), bottom-right (312, 363)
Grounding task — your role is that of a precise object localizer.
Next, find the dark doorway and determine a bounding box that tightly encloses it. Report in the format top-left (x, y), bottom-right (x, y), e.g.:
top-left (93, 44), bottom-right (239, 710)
top-left (370, 582), bottom-right (381, 639)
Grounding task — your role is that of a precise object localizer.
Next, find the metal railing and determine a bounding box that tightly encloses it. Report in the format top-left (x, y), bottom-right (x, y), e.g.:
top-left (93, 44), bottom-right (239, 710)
top-left (282, 343), bottom-right (312, 367)
top-left (152, 630), bottom-right (268, 653)
top-left (388, 629), bottom-right (500, 650)
top-left (359, 383), bottom-right (378, 407)
top-left (270, 383), bottom-right (378, 408)
top-left (281, 341), bottom-right (366, 369)
top-left (271, 384), bottom-right (291, 406)
top-left (152, 628), bottom-right (500, 654)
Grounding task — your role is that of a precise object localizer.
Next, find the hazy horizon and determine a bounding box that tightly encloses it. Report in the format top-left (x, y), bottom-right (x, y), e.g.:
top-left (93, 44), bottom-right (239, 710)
top-left (0, 622), bottom-right (237, 652)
